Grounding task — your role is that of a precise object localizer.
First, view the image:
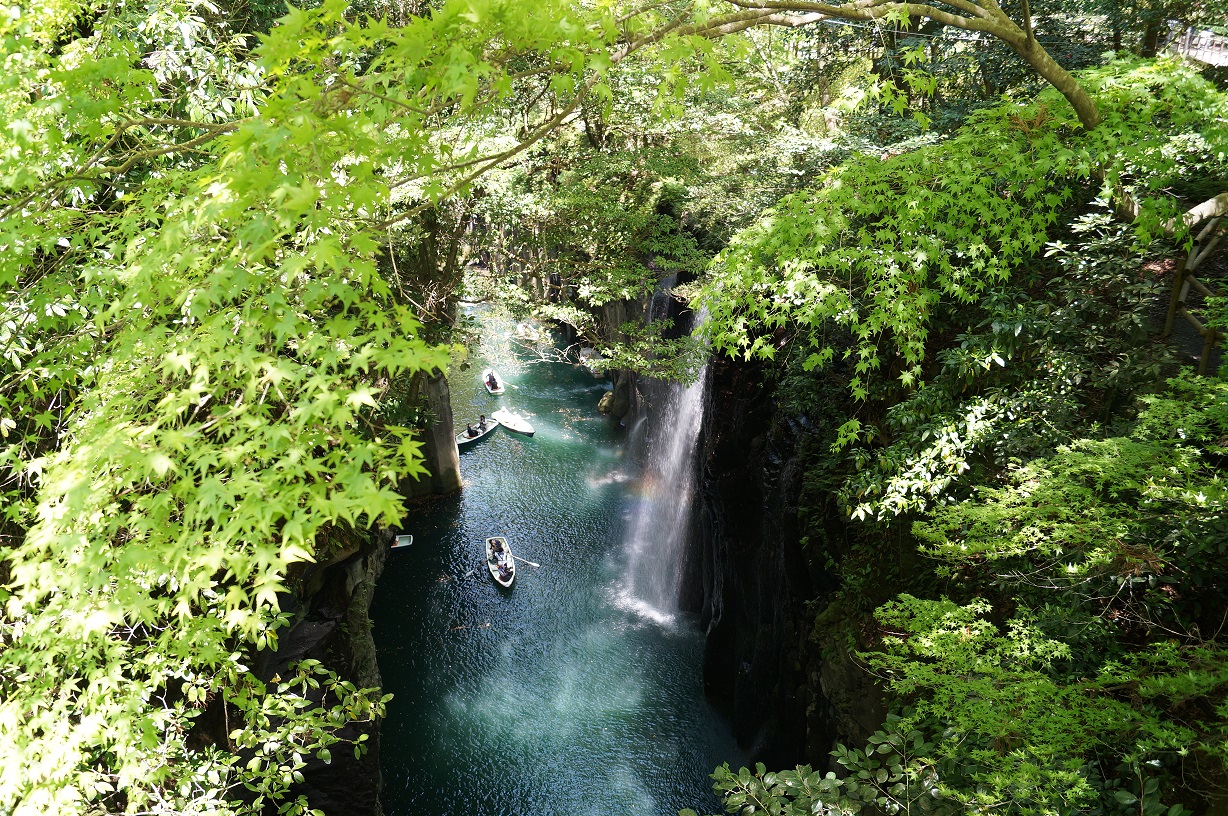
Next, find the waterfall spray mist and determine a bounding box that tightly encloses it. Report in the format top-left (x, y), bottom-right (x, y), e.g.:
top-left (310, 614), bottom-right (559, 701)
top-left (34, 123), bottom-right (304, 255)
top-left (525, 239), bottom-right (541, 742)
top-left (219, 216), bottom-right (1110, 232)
top-left (622, 302), bottom-right (709, 621)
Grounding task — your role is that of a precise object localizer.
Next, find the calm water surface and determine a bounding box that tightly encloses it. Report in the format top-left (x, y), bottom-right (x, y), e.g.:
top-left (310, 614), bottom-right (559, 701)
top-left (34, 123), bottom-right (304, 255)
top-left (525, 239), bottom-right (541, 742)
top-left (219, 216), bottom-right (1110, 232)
top-left (372, 319), bottom-right (741, 816)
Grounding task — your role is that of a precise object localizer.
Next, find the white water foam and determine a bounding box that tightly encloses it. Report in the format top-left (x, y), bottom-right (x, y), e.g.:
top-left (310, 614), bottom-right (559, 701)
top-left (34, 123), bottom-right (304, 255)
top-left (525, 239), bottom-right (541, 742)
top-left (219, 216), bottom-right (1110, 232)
top-left (620, 358), bottom-right (708, 621)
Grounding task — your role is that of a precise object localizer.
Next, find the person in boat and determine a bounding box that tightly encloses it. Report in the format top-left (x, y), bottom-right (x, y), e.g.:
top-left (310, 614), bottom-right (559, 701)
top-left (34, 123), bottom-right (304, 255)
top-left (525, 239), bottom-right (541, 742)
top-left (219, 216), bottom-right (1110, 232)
top-left (478, 414), bottom-right (487, 430)
top-left (486, 372), bottom-right (498, 389)
top-left (466, 423), bottom-right (478, 438)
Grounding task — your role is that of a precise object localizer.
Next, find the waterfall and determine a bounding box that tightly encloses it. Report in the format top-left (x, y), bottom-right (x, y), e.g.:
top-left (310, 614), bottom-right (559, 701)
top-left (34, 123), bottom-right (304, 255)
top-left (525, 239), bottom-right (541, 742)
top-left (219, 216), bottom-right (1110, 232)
top-left (622, 311), bottom-right (708, 622)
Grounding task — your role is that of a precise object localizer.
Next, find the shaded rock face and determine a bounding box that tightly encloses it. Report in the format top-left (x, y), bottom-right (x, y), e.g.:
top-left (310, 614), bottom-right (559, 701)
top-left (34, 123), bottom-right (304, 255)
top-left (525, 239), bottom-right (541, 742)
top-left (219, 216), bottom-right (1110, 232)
top-left (688, 357), bottom-right (811, 768)
top-left (596, 284), bottom-right (698, 426)
top-left (610, 370), bottom-right (637, 420)
top-left (601, 299), bottom-right (637, 341)
top-left (599, 300), bottom-right (644, 423)
top-left (691, 357), bottom-right (883, 772)
top-left (403, 372), bottom-right (462, 498)
top-left (257, 528), bottom-right (392, 816)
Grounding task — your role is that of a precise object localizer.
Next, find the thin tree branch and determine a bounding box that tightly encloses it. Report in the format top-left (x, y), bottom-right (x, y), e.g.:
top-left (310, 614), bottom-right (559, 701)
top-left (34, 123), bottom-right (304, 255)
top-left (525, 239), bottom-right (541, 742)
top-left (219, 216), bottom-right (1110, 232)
top-left (94, 127), bottom-right (240, 176)
top-left (724, 0), bottom-right (1012, 38)
top-left (617, 0), bottom-right (679, 24)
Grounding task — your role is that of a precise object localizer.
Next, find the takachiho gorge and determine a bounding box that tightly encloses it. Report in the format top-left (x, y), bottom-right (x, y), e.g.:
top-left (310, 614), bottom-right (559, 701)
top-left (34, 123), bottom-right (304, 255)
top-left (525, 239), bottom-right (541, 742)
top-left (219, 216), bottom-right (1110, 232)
top-left (372, 307), bottom-right (742, 816)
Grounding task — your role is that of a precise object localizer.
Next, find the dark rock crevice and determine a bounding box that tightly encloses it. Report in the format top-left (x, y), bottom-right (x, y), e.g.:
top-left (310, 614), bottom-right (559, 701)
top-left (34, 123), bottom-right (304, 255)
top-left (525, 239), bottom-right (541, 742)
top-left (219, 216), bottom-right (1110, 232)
top-left (694, 356), bottom-right (885, 772)
top-left (257, 527), bottom-right (392, 816)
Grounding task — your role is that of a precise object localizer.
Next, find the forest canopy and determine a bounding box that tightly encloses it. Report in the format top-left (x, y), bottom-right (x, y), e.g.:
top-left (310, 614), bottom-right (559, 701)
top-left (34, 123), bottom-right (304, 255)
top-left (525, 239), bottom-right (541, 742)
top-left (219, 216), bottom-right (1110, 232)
top-left (2, 0), bottom-right (1226, 813)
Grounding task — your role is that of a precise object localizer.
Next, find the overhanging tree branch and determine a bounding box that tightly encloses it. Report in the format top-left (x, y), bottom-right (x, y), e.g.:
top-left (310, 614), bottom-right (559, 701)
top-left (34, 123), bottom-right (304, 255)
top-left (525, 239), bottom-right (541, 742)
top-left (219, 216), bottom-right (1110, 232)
top-left (720, 0), bottom-right (1102, 127)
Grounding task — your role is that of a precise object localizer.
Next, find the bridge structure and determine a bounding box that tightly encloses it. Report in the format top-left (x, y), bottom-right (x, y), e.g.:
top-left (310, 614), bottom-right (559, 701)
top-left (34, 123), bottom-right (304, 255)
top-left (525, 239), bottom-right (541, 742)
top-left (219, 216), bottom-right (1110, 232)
top-left (1170, 27), bottom-right (1228, 67)
top-left (1164, 218), bottom-right (1225, 375)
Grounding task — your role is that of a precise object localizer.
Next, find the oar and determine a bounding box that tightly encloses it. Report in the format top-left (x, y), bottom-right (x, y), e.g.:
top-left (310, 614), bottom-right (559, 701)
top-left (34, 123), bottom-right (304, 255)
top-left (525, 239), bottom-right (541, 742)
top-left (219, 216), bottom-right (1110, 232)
top-left (513, 554), bottom-right (540, 568)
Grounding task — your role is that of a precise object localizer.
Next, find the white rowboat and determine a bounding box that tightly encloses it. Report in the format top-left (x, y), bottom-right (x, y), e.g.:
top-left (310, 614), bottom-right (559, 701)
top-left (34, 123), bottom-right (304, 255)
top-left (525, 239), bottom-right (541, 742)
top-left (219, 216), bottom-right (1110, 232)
top-left (486, 536), bottom-right (515, 588)
top-left (482, 369), bottom-right (505, 394)
top-left (391, 534), bottom-right (414, 551)
top-left (456, 418), bottom-right (500, 448)
top-left (491, 407), bottom-right (534, 436)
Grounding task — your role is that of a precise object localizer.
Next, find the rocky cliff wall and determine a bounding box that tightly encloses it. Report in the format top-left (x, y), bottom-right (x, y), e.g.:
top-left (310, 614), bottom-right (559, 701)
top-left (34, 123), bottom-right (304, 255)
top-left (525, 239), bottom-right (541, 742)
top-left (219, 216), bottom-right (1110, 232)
top-left (595, 298), bottom-right (646, 423)
top-left (402, 372), bottom-right (462, 498)
top-left (692, 357), bottom-right (885, 772)
top-left (258, 527), bottom-right (393, 816)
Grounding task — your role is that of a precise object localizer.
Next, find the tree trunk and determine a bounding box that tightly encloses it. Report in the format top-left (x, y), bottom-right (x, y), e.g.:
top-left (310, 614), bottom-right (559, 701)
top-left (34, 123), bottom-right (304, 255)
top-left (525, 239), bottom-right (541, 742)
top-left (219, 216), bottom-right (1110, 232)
top-left (1141, 17), bottom-right (1161, 58)
top-left (1008, 37), bottom-right (1102, 129)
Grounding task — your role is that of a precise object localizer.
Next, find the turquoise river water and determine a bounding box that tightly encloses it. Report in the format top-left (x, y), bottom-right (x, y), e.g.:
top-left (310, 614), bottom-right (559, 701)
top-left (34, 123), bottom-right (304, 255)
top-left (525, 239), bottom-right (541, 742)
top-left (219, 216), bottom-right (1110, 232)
top-left (371, 319), bottom-right (742, 816)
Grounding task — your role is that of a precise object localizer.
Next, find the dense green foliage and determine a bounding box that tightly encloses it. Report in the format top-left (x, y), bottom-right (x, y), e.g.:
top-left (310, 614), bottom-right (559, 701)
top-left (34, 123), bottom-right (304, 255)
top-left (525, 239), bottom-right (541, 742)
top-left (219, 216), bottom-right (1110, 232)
top-left (697, 42), bottom-right (1228, 816)
top-left (712, 375), bottom-right (1228, 811)
top-left (702, 58), bottom-right (1225, 418)
top-left (2, 0), bottom-right (1226, 812)
top-left (0, 0), bottom-right (620, 811)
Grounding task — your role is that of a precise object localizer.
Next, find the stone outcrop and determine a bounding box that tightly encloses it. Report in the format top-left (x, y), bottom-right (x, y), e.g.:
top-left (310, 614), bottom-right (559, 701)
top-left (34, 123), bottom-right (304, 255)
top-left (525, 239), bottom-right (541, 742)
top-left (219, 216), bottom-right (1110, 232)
top-left (402, 372), bottom-right (462, 498)
top-left (258, 527), bottom-right (392, 816)
top-left (609, 370), bottom-right (637, 421)
top-left (597, 299), bottom-right (644, 424)
top-left (692, 356), bottom-right (885, 772)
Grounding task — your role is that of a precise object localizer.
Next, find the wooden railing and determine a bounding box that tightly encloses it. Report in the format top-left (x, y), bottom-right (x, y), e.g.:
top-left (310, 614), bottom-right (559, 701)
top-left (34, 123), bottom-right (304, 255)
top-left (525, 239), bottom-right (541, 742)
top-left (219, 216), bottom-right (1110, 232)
top-left (1163, 217), bottom-right (1225, 374)
top-left (1170, 28), bottom-right (1228, 67)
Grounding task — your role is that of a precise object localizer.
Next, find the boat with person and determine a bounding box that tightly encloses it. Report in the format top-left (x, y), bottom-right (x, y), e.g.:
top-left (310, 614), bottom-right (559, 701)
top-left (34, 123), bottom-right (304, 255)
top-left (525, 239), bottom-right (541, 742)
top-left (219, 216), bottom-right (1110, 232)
top-left (456, 416), bottom-right (500, 449)
top-left (482, 368), bottom-right (505, 394)
top-left (491, 407), bottom-right (534, 436)
top-left (390, 534), bottom-right (413, 551)
top-left (485, 536), bottom-right (515, 588)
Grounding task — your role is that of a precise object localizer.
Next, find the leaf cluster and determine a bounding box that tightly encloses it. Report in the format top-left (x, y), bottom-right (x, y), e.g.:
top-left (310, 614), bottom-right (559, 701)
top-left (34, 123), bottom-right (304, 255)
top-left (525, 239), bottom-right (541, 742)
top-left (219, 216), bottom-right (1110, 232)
top-left (698, 58), bottom-right (1228, 418)
top-left (841, 209), bottom-right (1173, 520)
